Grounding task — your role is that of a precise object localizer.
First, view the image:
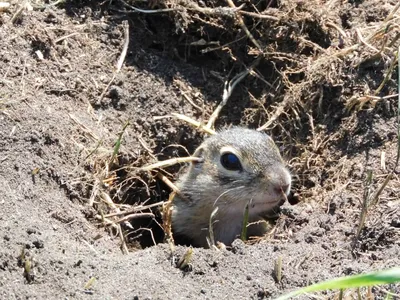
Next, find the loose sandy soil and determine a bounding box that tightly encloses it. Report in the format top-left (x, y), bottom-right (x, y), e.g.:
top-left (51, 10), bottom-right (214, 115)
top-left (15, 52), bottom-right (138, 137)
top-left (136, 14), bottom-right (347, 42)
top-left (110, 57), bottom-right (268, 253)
top-left (0, 0), bottom-right (399, 299)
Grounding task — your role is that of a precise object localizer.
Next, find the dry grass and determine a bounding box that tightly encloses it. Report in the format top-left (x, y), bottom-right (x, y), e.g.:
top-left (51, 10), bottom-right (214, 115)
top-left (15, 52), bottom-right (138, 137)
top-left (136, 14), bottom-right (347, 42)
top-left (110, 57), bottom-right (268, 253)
top-left (81, 0), bottom-right (400, 250)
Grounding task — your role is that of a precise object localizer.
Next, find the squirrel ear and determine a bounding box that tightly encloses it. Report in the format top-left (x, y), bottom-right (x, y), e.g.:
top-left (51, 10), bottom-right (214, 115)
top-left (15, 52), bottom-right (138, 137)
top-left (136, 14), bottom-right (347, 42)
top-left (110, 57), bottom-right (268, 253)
top-left (192, 147), bottom-right (204, 165)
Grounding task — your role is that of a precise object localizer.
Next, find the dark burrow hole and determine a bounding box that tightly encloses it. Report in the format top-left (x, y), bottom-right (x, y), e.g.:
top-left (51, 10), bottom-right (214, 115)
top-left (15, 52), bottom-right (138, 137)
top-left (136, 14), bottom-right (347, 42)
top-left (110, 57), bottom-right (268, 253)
top-left (109, 169), bottom-right (206, 248)
top-left (99, 124), bottom-right (303, 249)
top-left (109, 171), bottom-right (169, 249)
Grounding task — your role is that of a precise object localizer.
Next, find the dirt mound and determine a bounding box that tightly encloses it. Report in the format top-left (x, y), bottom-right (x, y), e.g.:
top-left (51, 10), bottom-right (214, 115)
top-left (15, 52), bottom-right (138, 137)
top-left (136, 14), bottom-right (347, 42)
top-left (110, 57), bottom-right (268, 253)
top-left (0, 0), bottom-right (399, 299)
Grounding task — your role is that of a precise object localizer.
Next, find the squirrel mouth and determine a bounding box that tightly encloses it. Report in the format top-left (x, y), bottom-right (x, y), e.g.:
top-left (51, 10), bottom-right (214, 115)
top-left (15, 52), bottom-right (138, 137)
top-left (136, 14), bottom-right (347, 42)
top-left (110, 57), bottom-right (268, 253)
top-left (249, 196), bottom-right (286, 212)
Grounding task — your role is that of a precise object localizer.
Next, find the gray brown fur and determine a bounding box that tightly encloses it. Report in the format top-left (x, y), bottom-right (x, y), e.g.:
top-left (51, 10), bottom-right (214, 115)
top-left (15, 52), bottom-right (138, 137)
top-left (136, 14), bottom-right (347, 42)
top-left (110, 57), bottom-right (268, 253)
top-left (172, 127), bottom-right (291, 247)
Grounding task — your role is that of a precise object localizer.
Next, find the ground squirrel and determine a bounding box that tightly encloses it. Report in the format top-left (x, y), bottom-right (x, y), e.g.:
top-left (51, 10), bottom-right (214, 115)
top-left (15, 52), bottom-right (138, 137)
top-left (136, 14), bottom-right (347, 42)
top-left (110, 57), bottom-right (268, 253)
top-left (172, 127), bottom-right (291, 247)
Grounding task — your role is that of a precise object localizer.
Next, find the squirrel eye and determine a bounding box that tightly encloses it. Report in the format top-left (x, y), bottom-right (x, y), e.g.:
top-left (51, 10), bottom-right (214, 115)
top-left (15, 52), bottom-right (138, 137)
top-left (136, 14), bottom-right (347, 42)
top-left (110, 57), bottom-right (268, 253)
top-left (220, 153), bottom-right (242, 171)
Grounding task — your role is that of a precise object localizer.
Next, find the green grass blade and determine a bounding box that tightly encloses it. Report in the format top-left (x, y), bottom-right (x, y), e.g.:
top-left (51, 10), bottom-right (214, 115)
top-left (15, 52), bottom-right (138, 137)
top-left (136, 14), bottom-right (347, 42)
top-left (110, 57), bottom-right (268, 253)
top-left (110, 121), bottom-right (130, 165)
top-left (275, 268), bottom-right (400, 300)
top-left (240, 201), bottom-right (250, 241)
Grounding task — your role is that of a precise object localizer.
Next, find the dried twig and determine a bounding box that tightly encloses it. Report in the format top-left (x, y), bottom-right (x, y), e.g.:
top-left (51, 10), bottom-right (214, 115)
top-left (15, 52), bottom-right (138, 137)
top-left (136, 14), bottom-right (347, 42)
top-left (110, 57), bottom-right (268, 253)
top-left (257, 96), bottom-right (290, 131)
top-left (336, 2), bottom-right (400, 58)
top-left (104, 201), bottom-right (164, 218)
top-left (157, 113), bottom-right (216, 135)
top-left (356, 28), bottom-right (379, 53)
top-left (163, 192), bottom-right (176, 245)
top-left (98, 20), bottom-right (129, 102)
top-left (206, 57), bottom-right (261, 130)
top-left (54, 32), bottom-right (80, 44)
top-left (141, 156), bottom-right (203, 172)
top-left (69, 114), bottom-right (99, 140)
top-left (225, 0), bottom-right (263, 52)
top-left (118, 225), bottom-right (129, 254)
top-left (157, 173), bottom-right (180, 194)
top-left (325, 21), bottom-right (348, 41)
top-left (116, 21), bottom-right (130, 72)
top-left (114, 212), bottom-right (154, 224)
top-left (10, 2), bottom-right (30, 23)
top-left (239, 10), bottom-right (278, 21)
top-left (99, 192), bottom-right (131, 253)
top-left (120, 0), bottom-right (243, 16)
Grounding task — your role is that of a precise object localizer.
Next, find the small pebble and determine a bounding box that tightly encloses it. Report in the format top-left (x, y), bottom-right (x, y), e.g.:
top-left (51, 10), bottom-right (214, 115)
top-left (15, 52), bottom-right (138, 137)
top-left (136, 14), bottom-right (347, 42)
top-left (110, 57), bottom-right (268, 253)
top-left (390, 219), bottom-right (400, 228)
top-left (33, 240), bottom-right (44, 249)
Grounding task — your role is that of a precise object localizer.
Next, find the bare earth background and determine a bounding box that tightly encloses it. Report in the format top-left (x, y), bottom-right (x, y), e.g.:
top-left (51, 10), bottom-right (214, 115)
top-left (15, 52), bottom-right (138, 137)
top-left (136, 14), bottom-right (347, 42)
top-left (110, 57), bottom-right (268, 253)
top-left (0, 0), bottom-right (399, 299)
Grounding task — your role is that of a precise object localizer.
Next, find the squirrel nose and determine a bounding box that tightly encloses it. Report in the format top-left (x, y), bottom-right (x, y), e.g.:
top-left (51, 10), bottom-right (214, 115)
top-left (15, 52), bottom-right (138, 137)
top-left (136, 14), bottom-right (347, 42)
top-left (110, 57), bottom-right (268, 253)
top-left (275, 184), bottom-right (290, 195)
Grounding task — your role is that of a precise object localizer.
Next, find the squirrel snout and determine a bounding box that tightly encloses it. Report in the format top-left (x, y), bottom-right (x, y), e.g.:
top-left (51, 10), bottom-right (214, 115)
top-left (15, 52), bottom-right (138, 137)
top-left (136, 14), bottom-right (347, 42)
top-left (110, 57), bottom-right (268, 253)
top-left (274, 183), bottom-right (290, 196)
top-left (272, 169), bottom-right (291, 196)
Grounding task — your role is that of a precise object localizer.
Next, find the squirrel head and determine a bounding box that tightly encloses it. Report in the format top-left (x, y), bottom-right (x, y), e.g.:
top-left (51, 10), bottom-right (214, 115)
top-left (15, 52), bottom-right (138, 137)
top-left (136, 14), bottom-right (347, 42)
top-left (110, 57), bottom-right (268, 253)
top-left (173, 127), bottom-right (291, 246)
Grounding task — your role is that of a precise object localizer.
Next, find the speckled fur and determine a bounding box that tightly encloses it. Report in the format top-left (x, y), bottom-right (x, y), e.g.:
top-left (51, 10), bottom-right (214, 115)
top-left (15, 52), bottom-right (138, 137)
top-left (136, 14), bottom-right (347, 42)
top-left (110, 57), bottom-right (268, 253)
top-left (172, 128), bottom-right (291, 247)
